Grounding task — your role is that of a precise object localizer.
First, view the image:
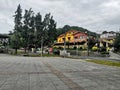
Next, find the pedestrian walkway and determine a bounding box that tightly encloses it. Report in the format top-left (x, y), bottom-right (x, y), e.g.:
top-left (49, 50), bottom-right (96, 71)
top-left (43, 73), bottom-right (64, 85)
top-left (0, 54), bottom-right (120, 90)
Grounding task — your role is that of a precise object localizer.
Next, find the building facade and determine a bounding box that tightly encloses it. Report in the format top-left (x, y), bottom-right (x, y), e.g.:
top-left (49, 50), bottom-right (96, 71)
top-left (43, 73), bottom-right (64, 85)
top-left (100, 31), bottom-right (116, 47)
top-left (54, 30), bottom-right (88, 49)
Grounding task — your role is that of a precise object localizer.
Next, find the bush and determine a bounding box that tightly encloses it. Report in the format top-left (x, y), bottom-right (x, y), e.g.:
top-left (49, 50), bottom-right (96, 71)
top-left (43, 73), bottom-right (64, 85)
top-left (92, 46), bottom-right (98, 51)
top-left (58, 47), bottom-right (63, 50)
top-left (79, 47), bottom-right (83, 50)
top-left (100, 51), bottom-right (109, 55)
top-left (99, 47), bottom-right (106, 52)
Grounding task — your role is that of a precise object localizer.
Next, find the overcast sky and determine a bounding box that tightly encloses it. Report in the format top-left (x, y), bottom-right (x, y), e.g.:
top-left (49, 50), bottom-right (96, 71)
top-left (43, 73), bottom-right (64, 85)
top-left (0, 0), bottom-right (120, 34)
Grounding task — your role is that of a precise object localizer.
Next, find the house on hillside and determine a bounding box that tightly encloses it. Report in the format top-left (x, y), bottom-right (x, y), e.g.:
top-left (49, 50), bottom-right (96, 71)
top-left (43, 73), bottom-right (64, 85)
top-left (53, 30), bottom-right (88, 49)
top-left (100, 31), bottom-right (116, 47)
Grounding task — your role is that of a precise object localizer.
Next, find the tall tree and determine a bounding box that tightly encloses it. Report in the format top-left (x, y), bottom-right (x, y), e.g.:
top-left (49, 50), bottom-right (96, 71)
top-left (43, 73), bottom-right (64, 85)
top-left (34, 13), bottom-right (57, 54)
top-left (47, 16), bottom-right (57, 46)
top-left (40, 13), bottom-right (51, 55)
top-left (34, 12), bottom-right (43, 48)
top-left (13, 4), bottom-right (22, 54)
top-left (28, 15), bottom-right (35, 50)
top-left (114, 32), bottom-right (120, 52)
top-left (22, 8), bottom-right (34, 53)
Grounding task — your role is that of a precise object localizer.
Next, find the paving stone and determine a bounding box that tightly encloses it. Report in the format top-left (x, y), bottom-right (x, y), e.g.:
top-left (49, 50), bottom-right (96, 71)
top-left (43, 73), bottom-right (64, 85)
top-left (0, 55), bottom-right (120, 90)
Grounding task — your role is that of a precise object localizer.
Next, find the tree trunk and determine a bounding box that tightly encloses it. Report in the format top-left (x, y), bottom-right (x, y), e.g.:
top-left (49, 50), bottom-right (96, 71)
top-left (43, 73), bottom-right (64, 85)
top-left (41, 37), bottom-right (43, 56)
top-left (24, 48), bottom-right (27, 53)
top-left (15, 48), bottom-right (17, 54)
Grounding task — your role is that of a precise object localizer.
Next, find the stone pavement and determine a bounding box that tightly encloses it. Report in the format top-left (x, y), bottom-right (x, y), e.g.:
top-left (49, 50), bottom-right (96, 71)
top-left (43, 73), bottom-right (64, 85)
top-left (0, 54), bottom-right (120, 90)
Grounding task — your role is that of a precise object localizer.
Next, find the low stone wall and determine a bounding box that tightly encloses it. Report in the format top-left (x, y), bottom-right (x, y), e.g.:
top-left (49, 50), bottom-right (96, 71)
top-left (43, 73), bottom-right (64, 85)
top-left (66, 50), bottom-right (109, 57)
top-left (67, 50), bottom-right (89, 56)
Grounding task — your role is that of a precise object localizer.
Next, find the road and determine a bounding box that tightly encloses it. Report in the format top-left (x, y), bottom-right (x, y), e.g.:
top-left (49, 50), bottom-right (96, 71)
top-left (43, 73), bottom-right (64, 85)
top-left (0, 54), bottom-right (120, 90)
top-left (109, 51), bottom-right (120, 60)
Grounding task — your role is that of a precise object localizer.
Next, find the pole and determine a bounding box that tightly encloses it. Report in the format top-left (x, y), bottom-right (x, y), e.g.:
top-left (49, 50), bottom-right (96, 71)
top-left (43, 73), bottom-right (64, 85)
top-left (76, 42), bottom-right (78, 56)
top-left (64, 33), bottom-right (66, 51)
top-left (63, 33), bottom-right (66, 57)
top-left (87, 32), bottom-right (89, 56)
top-left (34, 28), bottom-right (37, 53)
top-left (41, 36), bottom-right (43, 57)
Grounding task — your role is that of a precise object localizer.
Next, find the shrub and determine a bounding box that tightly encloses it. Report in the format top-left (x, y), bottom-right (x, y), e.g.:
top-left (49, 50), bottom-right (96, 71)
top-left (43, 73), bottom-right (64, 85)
top-left (92, 46), bottom-right (98, 51)
top-left (100, 51), bottom-right (109, 55)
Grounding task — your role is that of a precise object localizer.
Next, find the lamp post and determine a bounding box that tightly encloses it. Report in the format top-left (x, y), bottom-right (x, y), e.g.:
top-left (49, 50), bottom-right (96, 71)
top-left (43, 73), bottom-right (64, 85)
top-left (87, 36), bottom-right (89, 56)
top-left (41, 36), bottom-right (43, 56)
top-left (63, 33), bottom-right (66, 57)
top-left (34, 28), bottom-right (37, 53)
top-left (76, 42), bottom-right (79, 56)
top-left (64, 33), bottom-right (66, 51)
top-left (86, 31), bottom-right (90, 56)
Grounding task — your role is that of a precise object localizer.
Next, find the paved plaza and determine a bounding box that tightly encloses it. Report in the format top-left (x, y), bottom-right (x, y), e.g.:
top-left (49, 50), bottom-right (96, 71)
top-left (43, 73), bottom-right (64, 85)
top-left (0, 54), bottom-right (120, 90)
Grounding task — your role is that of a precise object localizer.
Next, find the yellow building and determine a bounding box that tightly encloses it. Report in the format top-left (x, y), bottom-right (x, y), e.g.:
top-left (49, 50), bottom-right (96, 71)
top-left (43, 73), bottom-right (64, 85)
top-left (54, 30), bottom-right (87, 49)
top-left (57, 30), bottom-right (79, 43)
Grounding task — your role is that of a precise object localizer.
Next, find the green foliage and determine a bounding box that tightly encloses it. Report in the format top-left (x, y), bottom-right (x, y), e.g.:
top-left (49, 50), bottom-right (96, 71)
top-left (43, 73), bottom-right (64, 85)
top-left (21, 8), bottom-right (34, 52)
top-left (100, 51), bottom-right (109, 55)
top-left (88, 37), bottom-right (97, 49)
top-left (47, 16), bottom-right (57, 46)
top-left (34, 12), bottom-right (43, 47)
top-left (11, 4), bottom-right (57, 53)
top-left (12, 4), bottom-right (22, 54)
top-left (114, 33), bottom-right (120, 52)
top-left (41, 13), bottom-right (57, 46)
top-left (92, 46), bottom-right (98, 51)
top-left (9, 35), bottom-right (19, 49)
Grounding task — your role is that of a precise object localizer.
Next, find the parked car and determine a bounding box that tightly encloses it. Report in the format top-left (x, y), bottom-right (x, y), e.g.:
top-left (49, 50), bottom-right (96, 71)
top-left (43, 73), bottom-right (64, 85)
top-left (53, 49), bottom-right (60, 55)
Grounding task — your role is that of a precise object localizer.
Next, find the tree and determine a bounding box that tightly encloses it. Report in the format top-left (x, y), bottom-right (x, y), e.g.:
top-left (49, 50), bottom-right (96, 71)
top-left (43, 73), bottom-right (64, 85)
top-left (34, 13), bottom-right (57, 55)
top-left (22, 8), bottom-right (34, 53)
top-left (46, 16), bottom-right (57, 46)
top-left (13, 4), bottom-right (22, 54)
top-left (28, 15), bottom-right (35, 50)
top-left (114, 32), bottom-right (120, 52)
top-left (12, 5), bottom-right (57, 54)
top-left (34, 12), bottom-right (43, 49)
top-left (40, 13), bottom-right (51, 55)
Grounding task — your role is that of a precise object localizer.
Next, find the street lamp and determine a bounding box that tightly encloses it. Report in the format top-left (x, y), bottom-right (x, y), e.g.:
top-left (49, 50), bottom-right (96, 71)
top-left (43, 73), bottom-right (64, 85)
top-left (76, 42), bottom-right (79, 56)
top-left (85, 31), bottom-right (90, 56)
top-left (34, 28), bottom-right (38, 53)
top-left (64, 33), bottom-right (66, 51)
top-left (63, 33), bottom-right (66, 57)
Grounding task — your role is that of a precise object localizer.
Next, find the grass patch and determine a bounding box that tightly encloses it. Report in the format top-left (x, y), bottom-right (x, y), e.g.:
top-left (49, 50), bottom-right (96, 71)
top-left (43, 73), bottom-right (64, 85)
top-left (86, 60), bottom-right (120, 67)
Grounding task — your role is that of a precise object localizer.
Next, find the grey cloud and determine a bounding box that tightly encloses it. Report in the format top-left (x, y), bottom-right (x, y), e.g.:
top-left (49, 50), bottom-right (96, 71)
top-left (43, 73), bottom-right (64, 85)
top-left (105, 14), bottom-right (120, 25)
top-left (0, 0), bottom-right (120, 33)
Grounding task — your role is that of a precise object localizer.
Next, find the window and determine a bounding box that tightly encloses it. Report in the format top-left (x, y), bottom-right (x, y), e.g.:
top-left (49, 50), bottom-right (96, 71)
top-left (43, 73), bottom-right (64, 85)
top-left (68, 37), bottom-right (71, 40)
top-left (80, 35), bottom-right (85, 39)
top-left (59, 40), bottom-right (61, 42)
top-left (80, 36), bottom-right (83, 39)
top-left (74, 37), bottom-right (78, 39)
top-left (62, 38), bottom-right (65, 41)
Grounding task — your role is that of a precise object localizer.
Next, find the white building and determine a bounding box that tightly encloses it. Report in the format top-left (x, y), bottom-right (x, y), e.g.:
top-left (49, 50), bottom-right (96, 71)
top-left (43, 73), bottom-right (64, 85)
top-left (100, 31), bottom-right (116, 39)
top-left (100, 31), bottom-right (116, 47)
